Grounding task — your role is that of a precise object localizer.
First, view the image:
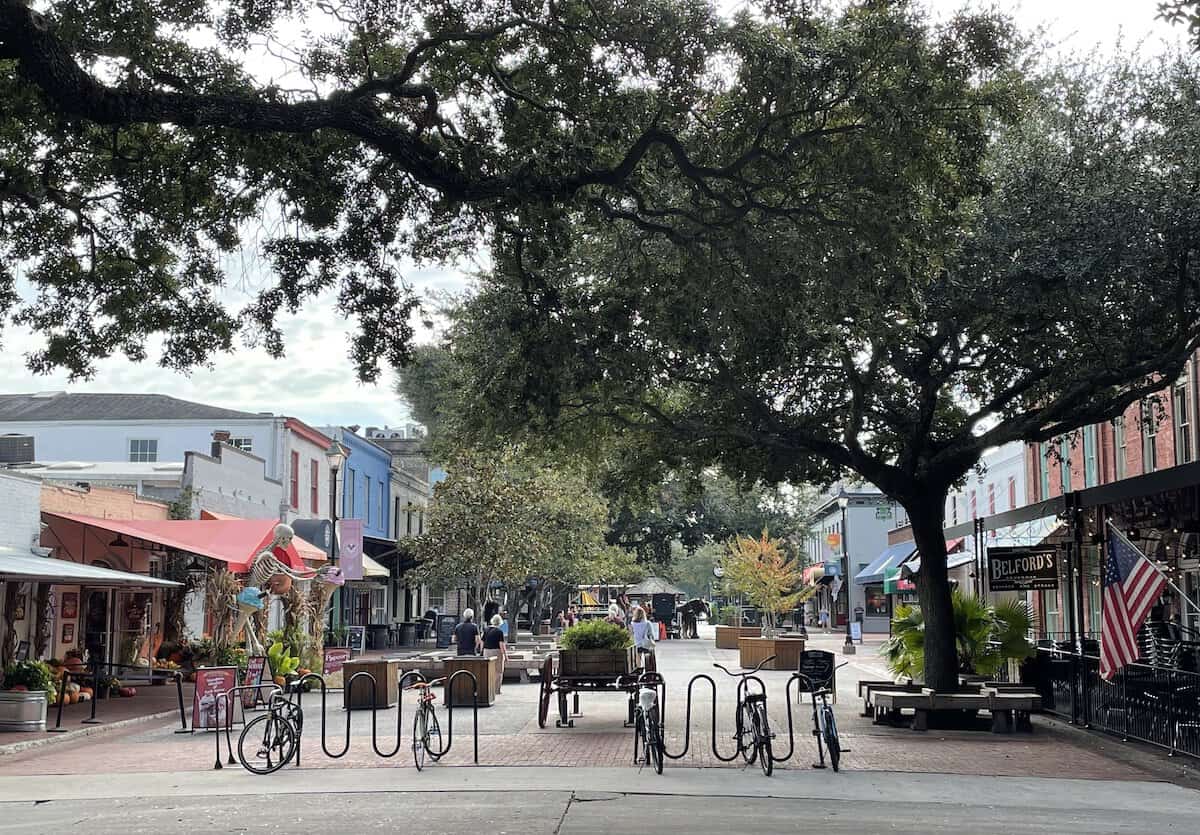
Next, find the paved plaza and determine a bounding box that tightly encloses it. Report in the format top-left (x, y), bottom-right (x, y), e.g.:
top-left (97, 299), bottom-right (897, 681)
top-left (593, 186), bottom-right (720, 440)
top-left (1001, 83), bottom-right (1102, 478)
top-left (0, 627), bottom-right (1188, 781)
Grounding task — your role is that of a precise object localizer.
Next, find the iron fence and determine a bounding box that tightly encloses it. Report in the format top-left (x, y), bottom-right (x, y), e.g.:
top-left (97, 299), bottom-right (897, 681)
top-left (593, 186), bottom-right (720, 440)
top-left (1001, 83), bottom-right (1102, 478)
top-left (1031, 646), bottom-right (1200, 759)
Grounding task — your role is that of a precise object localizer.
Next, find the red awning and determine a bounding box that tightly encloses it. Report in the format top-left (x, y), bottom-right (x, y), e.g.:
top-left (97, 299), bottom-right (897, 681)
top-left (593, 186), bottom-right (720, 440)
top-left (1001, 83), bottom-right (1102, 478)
top-left (43, 512), bottom-right (318, 572)
top-left (199, 510), bottom-right (327, 565)
top-left (945, 537), bottom-right (965, 553)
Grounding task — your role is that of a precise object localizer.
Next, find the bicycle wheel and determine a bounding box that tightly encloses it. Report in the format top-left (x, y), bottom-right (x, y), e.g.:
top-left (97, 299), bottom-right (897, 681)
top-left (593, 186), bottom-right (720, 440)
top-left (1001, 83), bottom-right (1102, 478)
top-left (646, 708), bottom-right (664, 775)
top-left (237, 713), bottom-right (296, 775)
top-left (822, 706), bottom-right (841, 773)
top-left (737, 702), bottom-right (758, 765)
top-left (424, 706), bottom-right (444, 761)
top-left (413, 706), bottom-right (428, 771)
top-left (753, 702), bottom-right (773, 777)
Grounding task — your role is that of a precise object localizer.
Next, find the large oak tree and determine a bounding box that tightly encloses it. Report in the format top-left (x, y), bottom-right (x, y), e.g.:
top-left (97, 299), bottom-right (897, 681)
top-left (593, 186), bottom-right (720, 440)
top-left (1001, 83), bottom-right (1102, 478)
top-left (438, 51), bottom-right (1200, 690)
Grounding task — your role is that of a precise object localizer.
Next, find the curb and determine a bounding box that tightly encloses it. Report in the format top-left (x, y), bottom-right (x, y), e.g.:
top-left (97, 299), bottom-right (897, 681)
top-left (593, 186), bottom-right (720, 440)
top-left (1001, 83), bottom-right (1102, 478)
top-left (0, 710), bottom-right (180, 757)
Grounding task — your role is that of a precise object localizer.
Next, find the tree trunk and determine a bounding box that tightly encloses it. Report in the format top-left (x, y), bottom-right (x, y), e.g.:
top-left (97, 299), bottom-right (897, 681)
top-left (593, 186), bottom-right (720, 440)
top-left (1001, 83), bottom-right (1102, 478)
top-left (906, 496), bottom-right (959, 692)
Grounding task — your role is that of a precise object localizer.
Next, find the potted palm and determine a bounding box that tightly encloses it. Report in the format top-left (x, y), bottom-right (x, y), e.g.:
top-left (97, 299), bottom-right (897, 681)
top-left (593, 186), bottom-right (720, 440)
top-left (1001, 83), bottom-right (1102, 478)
top-left (882, 590), bottom-right (1035, 684)
top-left (558, 621), bottom-right (633, 677)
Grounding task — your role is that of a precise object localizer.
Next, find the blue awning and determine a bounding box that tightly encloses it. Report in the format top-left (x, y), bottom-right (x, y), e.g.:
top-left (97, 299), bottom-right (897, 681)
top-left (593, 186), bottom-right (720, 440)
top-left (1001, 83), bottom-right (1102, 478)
top-left (855, 542), bottom-right (916, 585)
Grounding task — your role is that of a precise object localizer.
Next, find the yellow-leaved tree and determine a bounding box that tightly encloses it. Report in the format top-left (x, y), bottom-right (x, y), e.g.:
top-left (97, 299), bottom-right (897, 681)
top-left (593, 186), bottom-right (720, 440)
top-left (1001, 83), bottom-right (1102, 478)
top-left (723, 530), bottom-right (807, 634)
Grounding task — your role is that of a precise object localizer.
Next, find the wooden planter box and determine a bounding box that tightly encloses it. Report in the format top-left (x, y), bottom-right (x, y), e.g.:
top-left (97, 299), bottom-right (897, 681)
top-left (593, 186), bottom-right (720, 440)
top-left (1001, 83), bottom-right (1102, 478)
top-left (715, 625), bottom-right (761, 649)
top-left (558, 648), bottom-right (633, 678)
top-left (738, 636), bottom-right (805, 671)
top-left (343, 659), bottom-right (400, 710)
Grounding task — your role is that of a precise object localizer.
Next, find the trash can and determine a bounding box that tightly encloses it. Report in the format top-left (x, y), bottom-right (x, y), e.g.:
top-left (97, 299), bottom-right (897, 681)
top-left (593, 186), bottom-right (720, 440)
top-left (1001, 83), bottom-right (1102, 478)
top-left (367, 624), bottom-right (389, 650)
top-left (398, 622), bottom-right (417, 646)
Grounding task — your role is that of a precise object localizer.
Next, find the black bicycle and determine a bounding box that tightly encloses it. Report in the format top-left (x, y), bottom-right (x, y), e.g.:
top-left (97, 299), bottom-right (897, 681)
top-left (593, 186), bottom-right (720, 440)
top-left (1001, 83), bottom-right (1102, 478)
top-left (796, 662), bottom-right (848, 772)
top-left (237, 691), bottom-right (302, 775)
top-left (631, 671), bottom-right (665, 774)
top-left (714, 656), bottom-right (776, 776)
top-left (407, 677), bottom-right (447, 771)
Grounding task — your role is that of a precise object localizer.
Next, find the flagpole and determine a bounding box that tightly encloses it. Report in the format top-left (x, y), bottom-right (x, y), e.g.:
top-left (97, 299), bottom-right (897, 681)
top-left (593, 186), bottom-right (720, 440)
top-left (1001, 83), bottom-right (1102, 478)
top-left (1105, 520), bottom-right (1200, 619)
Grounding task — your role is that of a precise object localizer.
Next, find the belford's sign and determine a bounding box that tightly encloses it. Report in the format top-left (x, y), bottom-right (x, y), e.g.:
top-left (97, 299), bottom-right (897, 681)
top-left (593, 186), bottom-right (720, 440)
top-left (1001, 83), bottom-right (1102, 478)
top-left (987, 545), bottom-right (1059, 591)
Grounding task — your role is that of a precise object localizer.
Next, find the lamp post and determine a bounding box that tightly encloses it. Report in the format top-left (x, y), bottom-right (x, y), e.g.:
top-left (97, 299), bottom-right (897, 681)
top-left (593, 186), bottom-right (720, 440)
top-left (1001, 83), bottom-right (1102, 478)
top-left (325, 440), bottom-right (348, 629)
top-left (837, 495), bottom-right (856, 655)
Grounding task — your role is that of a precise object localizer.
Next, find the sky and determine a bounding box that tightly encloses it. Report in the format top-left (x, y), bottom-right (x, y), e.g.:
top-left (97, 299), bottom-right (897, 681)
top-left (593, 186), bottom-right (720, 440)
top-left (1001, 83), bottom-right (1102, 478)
top-left (0, 1), bottom-right (1187, 429)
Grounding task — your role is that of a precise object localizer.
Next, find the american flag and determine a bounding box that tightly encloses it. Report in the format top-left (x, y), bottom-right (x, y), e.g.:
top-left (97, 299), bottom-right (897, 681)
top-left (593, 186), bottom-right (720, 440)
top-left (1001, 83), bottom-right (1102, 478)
top-left (1101, 526), bottom-right (1166, 680)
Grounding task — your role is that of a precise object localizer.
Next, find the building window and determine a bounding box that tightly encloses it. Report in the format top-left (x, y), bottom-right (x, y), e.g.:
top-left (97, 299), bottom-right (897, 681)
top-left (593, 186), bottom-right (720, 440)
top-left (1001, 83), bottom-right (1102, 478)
top-left (310, 460), bottom-right (319, 514)
top-left (1175, 377), bottom-right (1193, 465)
top-left (370, 587), bottom-right (387, 624)
top-left (406, 506), bottom-right (413, 536)
top-left (1083, 425), bottom-right (1098, 488)
top-left (987, 483), bottom-right (995, 515)
top-left (1039, 442), bottom-right (1051, 501)
top-left (346, 467), bottom-right (356, 517)
top-left (128, 439), bottom-right (158, 462)
top-left (1059, 437), bottom-right (1071, 494)
top-left (1007, 476), bottom-right (1017, 510)
top-left (427, 587), bottom-right (445, 612)
top-left (365, 477), bottom-right (371, 526)
top-left (1142, 400), bottom-right (1158, 474)
top-left (229, 437), bottom-right (253, 453)
top-left (1113, 417), bottom-right (1127, 480)
top-left (378, 480), bottom-right (385, 531)
top-left (289, 451), bottom-right (299, 509)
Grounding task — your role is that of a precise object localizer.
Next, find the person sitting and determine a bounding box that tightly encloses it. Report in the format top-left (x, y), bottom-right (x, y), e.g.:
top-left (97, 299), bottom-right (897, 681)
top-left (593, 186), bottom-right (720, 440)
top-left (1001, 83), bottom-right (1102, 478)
top-left (454, 608), bottom-right (482, 656)
top-left (482, 614), bottom-right (507, 694)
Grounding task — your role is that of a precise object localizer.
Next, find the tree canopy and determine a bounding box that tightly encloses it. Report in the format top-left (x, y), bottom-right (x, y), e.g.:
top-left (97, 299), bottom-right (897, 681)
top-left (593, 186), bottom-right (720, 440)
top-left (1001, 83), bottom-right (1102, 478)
top-left (0, 0), bottom-right (984, 379)
top-left (437, 48), bottom-right (1200, 688)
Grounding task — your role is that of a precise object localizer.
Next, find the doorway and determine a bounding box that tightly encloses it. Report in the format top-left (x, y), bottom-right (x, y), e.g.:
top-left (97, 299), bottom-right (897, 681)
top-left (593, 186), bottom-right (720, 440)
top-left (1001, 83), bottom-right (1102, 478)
top-left (83, 589), bottom-right (110, 664)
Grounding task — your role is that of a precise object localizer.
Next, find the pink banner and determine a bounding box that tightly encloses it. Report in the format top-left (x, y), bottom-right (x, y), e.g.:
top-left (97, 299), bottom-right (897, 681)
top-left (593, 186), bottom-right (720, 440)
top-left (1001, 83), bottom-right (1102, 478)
top-left (192, 666), bottom-right (241, 730)
top-left (339, 518), bottom-right (364, 581)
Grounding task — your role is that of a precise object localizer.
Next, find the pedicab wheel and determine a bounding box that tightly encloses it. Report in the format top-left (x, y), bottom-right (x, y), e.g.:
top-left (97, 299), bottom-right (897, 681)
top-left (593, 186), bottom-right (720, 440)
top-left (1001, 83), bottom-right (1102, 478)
top-left (538, 656), bottom-right (554, 729)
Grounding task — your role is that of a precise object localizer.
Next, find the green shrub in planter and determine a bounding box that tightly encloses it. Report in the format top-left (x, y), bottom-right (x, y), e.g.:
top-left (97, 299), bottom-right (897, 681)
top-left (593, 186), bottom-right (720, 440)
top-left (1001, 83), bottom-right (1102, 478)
top-left (559, 620), bottom-right (631, 651)
top-left (3, 660), bottom-right (57, 698)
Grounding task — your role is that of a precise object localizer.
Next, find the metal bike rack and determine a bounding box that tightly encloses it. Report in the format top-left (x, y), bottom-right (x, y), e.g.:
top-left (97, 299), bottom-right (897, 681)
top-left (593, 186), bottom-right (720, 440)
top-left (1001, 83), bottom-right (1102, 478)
top-left (214, 683), bottom-right (284, 769)
top-left (222, 669), bottom-right (480, 771)
top-left (656, 673), bottom-right (803, 768)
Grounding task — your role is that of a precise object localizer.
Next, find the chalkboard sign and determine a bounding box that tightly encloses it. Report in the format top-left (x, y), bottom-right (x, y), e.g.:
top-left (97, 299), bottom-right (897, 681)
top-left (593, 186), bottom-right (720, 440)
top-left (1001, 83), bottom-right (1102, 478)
top-left (436, 614), bottom-right (458, 649)
top-left (346, 625), bottom-right (366, 654)
top-left (796, 649), bottom-right (835, 692)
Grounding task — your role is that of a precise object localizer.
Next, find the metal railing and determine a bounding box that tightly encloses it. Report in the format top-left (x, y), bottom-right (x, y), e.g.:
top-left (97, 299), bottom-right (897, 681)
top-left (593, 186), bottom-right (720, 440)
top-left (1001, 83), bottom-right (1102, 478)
top-left (1031, 646), bottom-right (1200, 759)
top-left (49, 659), bottom-right (187, 733)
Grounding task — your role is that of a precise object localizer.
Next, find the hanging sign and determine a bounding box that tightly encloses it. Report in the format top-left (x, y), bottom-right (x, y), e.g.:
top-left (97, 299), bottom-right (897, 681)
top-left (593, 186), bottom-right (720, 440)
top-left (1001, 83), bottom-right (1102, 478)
top-left (339, 518), bottom-right (364, 581)
top-left (192, 666), bottom-right (242, 731)
top-left (825, 532), bottom-right (842, 549)
top-left (988, 545), bottom-right (1059, 591)
top-left (240, 655), bottom-right (270, 709)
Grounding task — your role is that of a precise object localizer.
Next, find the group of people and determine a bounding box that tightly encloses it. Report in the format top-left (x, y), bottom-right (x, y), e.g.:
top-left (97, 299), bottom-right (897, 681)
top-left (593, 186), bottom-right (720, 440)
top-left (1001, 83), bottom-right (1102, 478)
top-left (451, 606), bottom-right (511, 693)
top-left (602, 596), bottom-right (660, 657)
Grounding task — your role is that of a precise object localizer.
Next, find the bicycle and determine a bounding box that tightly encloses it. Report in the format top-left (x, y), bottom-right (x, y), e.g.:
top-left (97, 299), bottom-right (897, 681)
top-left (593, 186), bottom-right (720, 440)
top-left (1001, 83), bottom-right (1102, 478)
top-left (407, 677), bottom-right (446, 771)
top-left (237, 690), bottom-right (302, 775)
top-left (714, 655), bottom-right (777, 776)
top-left (796, 662), bottom-right (848, 772)
top-left (631, 671), bottom-right (665, 774)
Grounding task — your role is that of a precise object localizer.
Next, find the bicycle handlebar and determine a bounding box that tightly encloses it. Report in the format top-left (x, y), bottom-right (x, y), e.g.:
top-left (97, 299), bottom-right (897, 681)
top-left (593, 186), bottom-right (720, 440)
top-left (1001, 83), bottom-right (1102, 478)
top-left (713, 655), bottom-right (777, 677)
top-left (794, 661), bottom-right (850, 690)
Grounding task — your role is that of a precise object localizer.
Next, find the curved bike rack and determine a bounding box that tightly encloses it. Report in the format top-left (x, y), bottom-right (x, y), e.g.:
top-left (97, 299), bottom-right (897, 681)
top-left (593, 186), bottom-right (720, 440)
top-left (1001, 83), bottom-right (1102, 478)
top-left (655, 672), bottom-right (802, 768)
top-left (220, 669), bottom-right (480, 771)
top-left (215, 683), bottom-right (284, 769)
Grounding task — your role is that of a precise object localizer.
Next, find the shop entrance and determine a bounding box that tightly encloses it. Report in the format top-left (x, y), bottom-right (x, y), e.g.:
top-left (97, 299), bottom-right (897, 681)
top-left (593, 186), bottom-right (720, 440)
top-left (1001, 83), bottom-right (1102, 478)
top-left (82, 588), bottom-right (110, 662)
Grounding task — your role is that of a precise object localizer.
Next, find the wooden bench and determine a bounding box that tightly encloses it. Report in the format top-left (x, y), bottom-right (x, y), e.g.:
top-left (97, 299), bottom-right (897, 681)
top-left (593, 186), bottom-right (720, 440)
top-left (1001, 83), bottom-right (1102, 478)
top-left (858, 680), bottom-right (921, 720)
top-left (872, 688), bottom-right (1041, 733)
top-left (502, 654), bottom-right (548, 683)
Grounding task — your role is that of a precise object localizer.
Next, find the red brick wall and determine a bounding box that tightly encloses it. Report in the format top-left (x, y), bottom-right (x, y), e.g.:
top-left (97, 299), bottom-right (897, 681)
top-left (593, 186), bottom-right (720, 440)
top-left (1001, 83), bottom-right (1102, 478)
top-left (41, 483), bottom-right (170, 521)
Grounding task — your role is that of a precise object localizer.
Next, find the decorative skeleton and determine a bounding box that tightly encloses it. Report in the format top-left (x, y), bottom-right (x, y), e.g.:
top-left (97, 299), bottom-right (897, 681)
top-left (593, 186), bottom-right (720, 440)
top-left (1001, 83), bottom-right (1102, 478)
top-left (231, 523), bottom-right (326, 656)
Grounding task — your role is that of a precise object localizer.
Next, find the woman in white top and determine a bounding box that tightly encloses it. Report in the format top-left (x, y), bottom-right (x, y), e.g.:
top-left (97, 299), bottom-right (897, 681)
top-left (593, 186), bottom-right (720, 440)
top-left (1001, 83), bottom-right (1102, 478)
top-left (630, 606), bottom-right (656, 656)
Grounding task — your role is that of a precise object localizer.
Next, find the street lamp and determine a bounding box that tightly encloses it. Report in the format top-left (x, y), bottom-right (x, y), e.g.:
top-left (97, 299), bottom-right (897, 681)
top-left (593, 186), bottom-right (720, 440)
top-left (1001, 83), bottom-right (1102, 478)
top-left (837, 495), bottom-right (856, 655)
top-left (325, 440), bottom-right (348, 627)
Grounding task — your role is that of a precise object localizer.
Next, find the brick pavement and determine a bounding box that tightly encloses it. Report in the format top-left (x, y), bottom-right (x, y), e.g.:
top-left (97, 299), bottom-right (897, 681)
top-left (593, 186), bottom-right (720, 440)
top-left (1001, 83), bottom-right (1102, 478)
top-left (0, 631), bottom-right (1163, 781)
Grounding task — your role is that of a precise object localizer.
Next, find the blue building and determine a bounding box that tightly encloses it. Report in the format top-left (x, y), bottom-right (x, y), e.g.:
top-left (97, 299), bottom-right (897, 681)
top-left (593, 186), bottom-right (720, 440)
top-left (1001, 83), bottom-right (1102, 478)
top-left (323, 426), bottom-right (394, 629)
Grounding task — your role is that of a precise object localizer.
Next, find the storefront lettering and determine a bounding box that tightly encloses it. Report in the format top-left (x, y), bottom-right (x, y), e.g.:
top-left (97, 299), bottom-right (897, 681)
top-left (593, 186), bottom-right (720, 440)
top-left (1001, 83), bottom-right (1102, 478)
top-left (987, 546), bottom-right (1060, 591)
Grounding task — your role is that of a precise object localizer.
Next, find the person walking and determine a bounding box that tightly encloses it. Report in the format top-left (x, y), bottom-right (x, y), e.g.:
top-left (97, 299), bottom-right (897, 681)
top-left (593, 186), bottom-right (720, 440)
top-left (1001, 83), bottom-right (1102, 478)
top-left (454, 608), bottom-right (482, 656)
top-left (555, 610), bottom-right (566, 635)
top-left (630, 606), bottom-right (656, 659)
top-left (605, 602), bottom-right (625, 626)
top-left (482, 614), bottom-right (507, 694)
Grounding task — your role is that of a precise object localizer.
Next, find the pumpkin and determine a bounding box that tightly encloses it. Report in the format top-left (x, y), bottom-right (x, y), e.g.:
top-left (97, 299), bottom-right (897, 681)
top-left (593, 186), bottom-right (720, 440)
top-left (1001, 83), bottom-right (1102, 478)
top-left (273, 675), bottom-right (286, 686)
top-left (268, 573), bottom-right (293, 595)
top-left (296, 668), bottom-right (311, 676)
top-left (66, 693), bottom-right (77, 704)
top-left (118, 687), bottom-right (136, 697)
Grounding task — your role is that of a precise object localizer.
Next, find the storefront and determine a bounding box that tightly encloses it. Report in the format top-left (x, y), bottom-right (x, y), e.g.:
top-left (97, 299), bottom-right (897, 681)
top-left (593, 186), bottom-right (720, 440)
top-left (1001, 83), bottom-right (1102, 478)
top-left (854, 542), bottom-right (915, 633)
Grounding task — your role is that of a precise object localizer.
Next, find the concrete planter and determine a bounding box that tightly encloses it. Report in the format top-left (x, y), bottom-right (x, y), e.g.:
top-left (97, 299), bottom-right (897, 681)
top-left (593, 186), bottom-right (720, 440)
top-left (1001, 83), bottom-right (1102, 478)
top-left (0, 690), bottom-right (48, 732)
top-left (714, 625), bottom-right (761, 649)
